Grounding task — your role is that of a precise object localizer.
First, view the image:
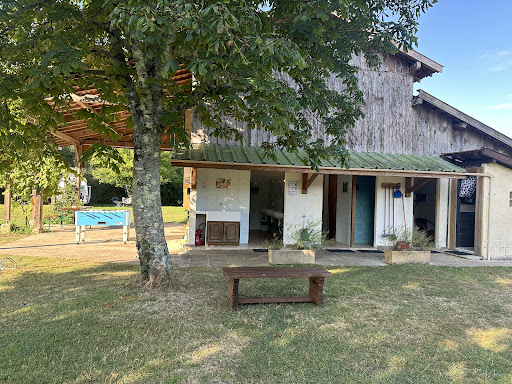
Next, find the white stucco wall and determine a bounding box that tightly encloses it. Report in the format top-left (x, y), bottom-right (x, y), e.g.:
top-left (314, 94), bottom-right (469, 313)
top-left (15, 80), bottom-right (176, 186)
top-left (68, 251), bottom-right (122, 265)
top-left (187, 186), bottom-right (198, 245)
top-left (336, 175), bottom-right (353, 245)
top-left (283, 173), bottom-right (324, 245)
top-left (435, 179), bottom-right (449, 249)
top-left (187, 168), bottom-right (251, 244)
top-left (484, 163), bottom-right (512, 259)
top-left (374, 176), bottom-right (414, 247)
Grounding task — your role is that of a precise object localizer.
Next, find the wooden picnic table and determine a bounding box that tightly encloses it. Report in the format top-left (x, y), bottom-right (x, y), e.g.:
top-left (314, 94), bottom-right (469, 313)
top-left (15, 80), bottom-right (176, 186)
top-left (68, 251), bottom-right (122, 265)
top-left (222, 266), bottom-right (332, 311)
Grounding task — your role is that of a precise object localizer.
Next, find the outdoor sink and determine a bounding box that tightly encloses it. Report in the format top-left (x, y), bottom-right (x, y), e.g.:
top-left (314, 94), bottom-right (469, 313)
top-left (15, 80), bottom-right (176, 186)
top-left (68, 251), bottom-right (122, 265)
top-left (206, 211), bottom-right (241, 222)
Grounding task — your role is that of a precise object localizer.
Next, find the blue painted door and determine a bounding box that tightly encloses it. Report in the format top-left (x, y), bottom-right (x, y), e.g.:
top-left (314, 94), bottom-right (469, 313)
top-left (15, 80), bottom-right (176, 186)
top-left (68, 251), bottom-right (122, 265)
top-left (354, 176), bottom-right (375, 245)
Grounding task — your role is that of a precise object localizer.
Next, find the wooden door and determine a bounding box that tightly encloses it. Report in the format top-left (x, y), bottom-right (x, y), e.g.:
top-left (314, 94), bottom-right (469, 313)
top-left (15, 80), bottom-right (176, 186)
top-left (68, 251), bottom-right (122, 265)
top-left (224, 222), bottom-right (240, 244)
top-left (207, 222), bottom-right (224, 243)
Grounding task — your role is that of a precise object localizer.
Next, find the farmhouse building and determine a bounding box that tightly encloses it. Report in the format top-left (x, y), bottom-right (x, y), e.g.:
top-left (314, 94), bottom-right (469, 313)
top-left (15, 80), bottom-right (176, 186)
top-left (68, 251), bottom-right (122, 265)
top-left (173, 48), bottom-right (512, 260)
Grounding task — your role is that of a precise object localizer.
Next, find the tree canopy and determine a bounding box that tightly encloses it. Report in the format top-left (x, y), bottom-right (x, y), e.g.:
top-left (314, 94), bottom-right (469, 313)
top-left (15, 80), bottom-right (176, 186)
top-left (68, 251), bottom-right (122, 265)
top-left (0, 0), bottom-right (437, 286)
top-left (88, 149), bottom-right (182, 197)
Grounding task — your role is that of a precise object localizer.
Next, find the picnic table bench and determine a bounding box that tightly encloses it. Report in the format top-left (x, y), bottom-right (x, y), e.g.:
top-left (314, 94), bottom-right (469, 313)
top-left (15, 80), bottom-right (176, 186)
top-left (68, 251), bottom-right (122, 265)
top-left (222, 266), bottom-right (332, 311)
top-left (42, 213), bottom-right (64, 230)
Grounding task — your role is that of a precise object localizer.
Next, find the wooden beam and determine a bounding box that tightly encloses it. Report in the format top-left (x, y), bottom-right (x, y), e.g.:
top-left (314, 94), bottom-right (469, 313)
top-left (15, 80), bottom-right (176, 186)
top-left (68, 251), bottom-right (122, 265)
top-left (448, 179), bottom-right (457, 249)
top-left (302, 173), bottom-right (318, 194)
top-left (350, 175), bottom-right (357, 247)
top-left (453, 122), bottom-right (468, 130)
top-left (191, 168), bottom-right (197, 190)
top-left (480, 148), bottom-right (512, 168)
top-left (409, 61), bottom-right (422, 73)
top-left (75, 100), bottom-right (123, 137)
top-left (405, 178), bottom-right (433, 197)
top-left (412, 97), bottom-right (423, 107)
top-left (53, 130), bottom-right (80, 146)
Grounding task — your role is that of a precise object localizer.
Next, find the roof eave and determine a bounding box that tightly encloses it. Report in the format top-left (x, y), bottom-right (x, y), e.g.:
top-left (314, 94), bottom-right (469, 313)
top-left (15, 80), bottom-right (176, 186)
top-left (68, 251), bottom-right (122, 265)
top-left (172, 159), bottom-right (473, 179)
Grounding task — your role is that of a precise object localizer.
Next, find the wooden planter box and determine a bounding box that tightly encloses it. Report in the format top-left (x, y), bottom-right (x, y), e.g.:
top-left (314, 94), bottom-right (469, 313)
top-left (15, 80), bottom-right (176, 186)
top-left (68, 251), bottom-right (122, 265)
top-left (269, 249), bottom-right (316, 264)
top-left (384, 250), bottom-right (431, 265)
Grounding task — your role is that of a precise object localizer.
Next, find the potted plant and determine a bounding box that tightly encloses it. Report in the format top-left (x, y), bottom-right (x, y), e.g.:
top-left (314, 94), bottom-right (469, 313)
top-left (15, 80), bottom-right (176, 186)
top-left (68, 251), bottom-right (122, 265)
top-left (265, 221), bottom-right (326, 264)
top-left (384, 226), bottom-right (433, 265)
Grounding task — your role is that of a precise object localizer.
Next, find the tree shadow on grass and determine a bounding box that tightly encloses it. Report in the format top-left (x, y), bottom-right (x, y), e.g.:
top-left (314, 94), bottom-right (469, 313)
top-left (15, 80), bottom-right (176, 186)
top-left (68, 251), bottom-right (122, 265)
top-left (2, 261), bottom-right (512, 383)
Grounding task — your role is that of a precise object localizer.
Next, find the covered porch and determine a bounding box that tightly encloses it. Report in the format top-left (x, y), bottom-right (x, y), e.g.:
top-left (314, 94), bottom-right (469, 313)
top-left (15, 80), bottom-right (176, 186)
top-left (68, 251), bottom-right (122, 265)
top-left (172, 145), bottom-right (475, 253)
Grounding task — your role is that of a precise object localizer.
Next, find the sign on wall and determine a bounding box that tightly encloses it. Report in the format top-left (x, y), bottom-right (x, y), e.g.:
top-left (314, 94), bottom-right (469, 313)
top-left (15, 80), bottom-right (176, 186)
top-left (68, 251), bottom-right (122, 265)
top-left (287, 180), bottom-right (299, 196)
top-left (216, 178), bottom-right (231, 189)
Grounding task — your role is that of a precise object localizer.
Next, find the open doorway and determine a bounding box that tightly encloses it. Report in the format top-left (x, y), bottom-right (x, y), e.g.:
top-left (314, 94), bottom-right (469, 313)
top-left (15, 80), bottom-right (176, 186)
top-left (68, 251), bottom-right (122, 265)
top-left (249, 171), bottom-right (285, 244)
top-left (413, 178), bottom-right (436, 240)
top-left (456, 178), bottom-right (476, 249)
top-left (322, 175), bottom-right (338, 240)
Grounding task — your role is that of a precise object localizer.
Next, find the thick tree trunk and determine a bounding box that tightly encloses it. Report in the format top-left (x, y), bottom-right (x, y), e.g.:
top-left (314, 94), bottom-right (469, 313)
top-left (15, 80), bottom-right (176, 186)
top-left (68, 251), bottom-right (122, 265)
top-left (109, 31), bottom-right (173, 287)
top-left (132, 119), bottom-right (172, 288)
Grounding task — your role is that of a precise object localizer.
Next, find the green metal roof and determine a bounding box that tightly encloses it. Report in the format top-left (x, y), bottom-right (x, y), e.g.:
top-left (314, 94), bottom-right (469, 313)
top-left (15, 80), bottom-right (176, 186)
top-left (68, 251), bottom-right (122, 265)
top-left (173, 145), bottom-right (466, 173)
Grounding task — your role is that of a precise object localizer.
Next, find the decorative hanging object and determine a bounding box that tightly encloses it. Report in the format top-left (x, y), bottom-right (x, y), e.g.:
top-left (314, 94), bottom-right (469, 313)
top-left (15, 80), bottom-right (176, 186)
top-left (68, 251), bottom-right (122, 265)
top-left (459, 176), bottom-right (477, 202)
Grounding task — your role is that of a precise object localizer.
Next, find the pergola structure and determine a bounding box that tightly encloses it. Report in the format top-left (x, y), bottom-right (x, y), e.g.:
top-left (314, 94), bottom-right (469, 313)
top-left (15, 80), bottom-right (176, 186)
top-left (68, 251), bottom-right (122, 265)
top-left (3, 68), bottom-right (193, 232)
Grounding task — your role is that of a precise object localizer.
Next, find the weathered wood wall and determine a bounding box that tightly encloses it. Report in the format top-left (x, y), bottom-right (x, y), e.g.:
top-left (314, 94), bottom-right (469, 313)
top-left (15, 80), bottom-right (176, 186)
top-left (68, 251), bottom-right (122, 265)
top-left (190, 53), bottom-right (512, 157)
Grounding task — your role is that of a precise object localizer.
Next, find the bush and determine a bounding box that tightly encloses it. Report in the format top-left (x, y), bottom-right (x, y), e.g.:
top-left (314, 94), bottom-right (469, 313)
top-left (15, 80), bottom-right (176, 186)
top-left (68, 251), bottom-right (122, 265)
top-left (385, 226), bottom-right (434, 251)
top-left (287, 220), bottom-right (328, 250)
top-left (161, 181), bottom-right (183, 206)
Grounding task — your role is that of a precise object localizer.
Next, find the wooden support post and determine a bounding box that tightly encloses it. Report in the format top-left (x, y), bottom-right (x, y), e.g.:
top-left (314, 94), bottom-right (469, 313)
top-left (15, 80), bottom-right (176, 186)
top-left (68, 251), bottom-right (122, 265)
top-left (350, 175), bottom-right (357, 247)
top-left (448, 179), bottom-right (458, 249)
top-left (185, 109), bottom-right (192, 137)
top-left (32, 188), bottom-right (44, 233)
top-left (405, 178), bottom-right (433, 197)
top-left (405, 177), bottom-right (412, 197)
top-left (4, 182), bottom-right (12, 222)
top-left (191, 167), bottom-right (197, 190)
top-left (74, 144), bottom-right (83, 202)
top-left (301, 173), bottom-right (318, 194)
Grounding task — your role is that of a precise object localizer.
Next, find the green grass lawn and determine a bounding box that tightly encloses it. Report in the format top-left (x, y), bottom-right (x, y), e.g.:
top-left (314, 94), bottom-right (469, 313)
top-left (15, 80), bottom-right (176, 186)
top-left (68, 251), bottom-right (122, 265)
top-left (1, 257), bottom-right (512, 383)
top-left (0, 204), bottom-right (188, 227)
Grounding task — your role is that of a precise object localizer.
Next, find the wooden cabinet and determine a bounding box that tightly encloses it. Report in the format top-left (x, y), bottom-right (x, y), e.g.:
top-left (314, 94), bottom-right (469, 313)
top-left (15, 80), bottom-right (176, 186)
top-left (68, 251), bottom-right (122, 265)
top-left (207, 221), bottom-right (240, 245)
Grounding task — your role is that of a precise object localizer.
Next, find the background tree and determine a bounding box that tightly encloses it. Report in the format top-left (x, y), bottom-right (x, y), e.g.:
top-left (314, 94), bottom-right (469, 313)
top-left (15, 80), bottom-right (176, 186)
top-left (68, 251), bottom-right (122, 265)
top-left (0, 0), bottom-right (436, 287)
top-left (88, 149), bottom-right (182, 199)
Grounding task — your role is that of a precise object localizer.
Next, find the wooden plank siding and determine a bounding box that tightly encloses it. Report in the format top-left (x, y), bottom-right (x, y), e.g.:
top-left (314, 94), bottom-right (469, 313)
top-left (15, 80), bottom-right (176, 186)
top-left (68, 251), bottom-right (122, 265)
top-left (190, 53), bottom-right (512, 157)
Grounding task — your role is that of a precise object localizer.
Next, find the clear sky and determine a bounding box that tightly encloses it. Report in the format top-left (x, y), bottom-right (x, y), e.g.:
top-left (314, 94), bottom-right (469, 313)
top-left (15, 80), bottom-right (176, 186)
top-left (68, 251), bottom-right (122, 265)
top-left (414, 0), bottom-right (512, 138)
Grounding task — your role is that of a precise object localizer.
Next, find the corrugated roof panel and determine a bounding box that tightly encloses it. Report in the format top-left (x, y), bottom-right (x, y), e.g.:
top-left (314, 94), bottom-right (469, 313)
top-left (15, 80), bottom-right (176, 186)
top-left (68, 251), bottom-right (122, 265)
top-left (230, 146), bottom-right (248, 163)
top-left (245, 147), bottom-right (263, 164)
top-left (204, 145), bottom-right (217, 162)
top-left (173, 145), bottom-right (466, 173)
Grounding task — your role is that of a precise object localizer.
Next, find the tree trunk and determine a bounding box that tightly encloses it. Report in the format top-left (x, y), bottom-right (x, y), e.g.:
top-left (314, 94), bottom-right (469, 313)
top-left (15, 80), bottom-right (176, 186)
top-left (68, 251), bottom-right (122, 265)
top-left (132, 119), bottom-right (172, 288)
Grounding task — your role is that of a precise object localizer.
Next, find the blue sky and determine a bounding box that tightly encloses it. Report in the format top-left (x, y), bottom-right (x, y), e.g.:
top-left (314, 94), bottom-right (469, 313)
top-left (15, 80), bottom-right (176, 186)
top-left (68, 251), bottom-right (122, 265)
top-left (414, 0), bottom-right (512, 137)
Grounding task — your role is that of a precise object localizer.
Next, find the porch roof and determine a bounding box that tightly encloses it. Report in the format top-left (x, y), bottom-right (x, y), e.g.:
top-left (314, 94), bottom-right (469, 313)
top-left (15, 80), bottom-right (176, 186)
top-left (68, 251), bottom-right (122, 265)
top-left (172, 145), bottom-right (468, 178)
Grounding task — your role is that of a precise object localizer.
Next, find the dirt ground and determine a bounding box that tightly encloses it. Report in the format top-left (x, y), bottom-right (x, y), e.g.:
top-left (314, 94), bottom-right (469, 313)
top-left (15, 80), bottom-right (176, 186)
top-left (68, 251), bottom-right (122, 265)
top-left (0, 223), bottom-right (186, 263)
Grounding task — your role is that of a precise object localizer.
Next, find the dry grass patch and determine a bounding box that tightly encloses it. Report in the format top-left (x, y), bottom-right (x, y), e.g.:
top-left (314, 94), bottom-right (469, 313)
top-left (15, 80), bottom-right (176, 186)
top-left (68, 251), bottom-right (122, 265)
top-left (1, 258), bottom-right (512, 383)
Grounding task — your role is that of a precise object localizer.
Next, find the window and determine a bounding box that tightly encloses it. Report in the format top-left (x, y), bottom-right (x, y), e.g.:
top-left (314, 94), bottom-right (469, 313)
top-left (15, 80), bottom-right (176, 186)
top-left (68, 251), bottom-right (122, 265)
top-left (510, 192), bottom-right (512, 207)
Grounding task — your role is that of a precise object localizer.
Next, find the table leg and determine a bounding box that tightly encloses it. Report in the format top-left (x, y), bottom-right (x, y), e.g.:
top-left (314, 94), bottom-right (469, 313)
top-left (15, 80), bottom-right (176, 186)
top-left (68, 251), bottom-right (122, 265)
top-left (227, 278), bottom-right (239, 311)
top-left (309, 277), bottom-right (325, 306)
